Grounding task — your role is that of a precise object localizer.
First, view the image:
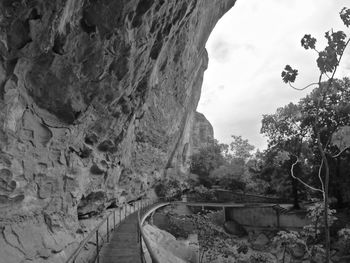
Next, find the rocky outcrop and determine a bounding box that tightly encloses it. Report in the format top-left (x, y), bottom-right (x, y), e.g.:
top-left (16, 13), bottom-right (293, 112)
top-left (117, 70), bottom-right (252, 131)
top-left (143, 224), bottom-right (199, 263)
top-left (177, 111), bottom-right (214, 172)
top-left (190, 111), bottom-right (214, 154)
top-left (0, 0), bottom-right (235, 261)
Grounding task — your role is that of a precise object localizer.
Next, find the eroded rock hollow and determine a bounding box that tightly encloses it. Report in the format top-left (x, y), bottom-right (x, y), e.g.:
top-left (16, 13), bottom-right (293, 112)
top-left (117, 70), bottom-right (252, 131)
top-left (0, 0), bottom-right (235, 261)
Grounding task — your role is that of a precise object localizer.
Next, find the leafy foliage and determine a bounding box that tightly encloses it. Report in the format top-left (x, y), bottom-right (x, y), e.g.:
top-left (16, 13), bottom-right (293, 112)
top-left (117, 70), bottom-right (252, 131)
top-left (281, 65), bottom-right (298, 83)
top-left (229, 135), bottom-right (255, 161)
top-left (154, 179), bottom-right (185, 201)
top-left (209, 160), bottom-right (246, 192)
top-left (331, 125), bottom-right (350, 152)
top-left (249, 252), bottom-right (274, 263)
top-left (188, 185), bottom-right (217, 202)
top-left (190, 140), bottom-right (225, 186)
top-left (337, 228), bottom-right (350, 255)
top-left (301, 34), bottom-right (317, 50)
top-left (273, 203), bottom-right (337, 262)
top-left (340, 7), bottom-right (350, 27)
top-left (303, 202), bottom-right (337, 241)
top-left (190, 135), bottom-right (257, 192)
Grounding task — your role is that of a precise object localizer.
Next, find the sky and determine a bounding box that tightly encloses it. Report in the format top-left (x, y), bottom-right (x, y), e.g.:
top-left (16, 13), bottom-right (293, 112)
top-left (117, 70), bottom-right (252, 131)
top-left (197, 0), bottom-right (350, 150)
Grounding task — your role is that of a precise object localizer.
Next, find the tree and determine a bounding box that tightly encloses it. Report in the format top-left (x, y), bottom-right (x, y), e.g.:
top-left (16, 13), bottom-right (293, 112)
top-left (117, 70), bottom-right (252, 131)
top-left (281, 7), bottom-right (350, 262)
top-left (300, 78), bottom-right (350, 207)
top-left (261, 102), bottom-right (310, 208)
top-left (209, 159), bottom-right (246, 192)
top-left (208, 135), bottom-right (255, 192)
top-left (190, 140), bottom-right (226, 187)
top-left (229, 135), bottom-right (255, 161)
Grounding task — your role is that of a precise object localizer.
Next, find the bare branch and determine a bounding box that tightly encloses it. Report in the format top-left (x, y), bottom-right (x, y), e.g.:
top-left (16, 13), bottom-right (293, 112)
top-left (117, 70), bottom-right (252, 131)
top-left (290, 156), bottom-right (324, 193)
top-left (318, 159), bottom-right (325, 193)
top-left (324, 72), bottom-right (331, 80)
top-left (288, 82), bottom-right (319, 91)
top-left (332, 146), bottom-right (350, 158)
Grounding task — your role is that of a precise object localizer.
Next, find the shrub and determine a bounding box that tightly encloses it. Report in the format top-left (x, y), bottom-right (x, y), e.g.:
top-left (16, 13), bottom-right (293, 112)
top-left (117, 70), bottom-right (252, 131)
top-left (188, 185), bottom-right (217, 202)
top-left (154, 179), bottom-right (183, 201)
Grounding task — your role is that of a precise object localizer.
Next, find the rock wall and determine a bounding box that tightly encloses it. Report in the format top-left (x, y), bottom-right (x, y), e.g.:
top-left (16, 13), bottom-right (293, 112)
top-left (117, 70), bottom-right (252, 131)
top-left (0, 0), bottom-right (235, 262)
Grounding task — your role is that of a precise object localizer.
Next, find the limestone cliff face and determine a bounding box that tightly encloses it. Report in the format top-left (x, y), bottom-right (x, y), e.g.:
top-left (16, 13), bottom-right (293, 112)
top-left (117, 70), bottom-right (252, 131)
top-left (190, 111), bottom-right (214, 154)
top-left (0, 0), bottom-right (235, 261)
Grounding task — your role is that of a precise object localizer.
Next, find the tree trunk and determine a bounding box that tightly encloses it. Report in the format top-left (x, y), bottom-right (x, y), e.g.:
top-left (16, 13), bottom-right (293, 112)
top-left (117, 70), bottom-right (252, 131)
top-left (323, 161), bottom-right (330, 263)
top-left (317, 136), bottom-right (330, 263)
top-left (292, 177), bottom-right (300, 209)
top-left (335, 157), bottom-right (344, 208)
top-left (291, 157), bottom-right (300, 209)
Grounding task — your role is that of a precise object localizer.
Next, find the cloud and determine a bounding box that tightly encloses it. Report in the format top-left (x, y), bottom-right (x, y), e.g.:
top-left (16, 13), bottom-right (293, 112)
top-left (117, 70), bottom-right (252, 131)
top-left (210, 39), bottom-right (231, 63)
top-left (198, 0), bottom-right (350, 150)
top-left (210, 38), bottom-right (256, 64)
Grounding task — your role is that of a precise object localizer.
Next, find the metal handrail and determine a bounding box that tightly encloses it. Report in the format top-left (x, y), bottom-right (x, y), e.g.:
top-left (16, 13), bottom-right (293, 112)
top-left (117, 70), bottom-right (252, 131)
top-left (66, 199), bottom-right (144, 263)
top-left (138, 201), bottom-right (170, 263)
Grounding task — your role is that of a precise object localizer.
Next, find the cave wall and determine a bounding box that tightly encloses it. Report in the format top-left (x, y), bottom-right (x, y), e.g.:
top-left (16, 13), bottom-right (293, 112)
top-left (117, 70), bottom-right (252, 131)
top-left (0, 0), bottom-right (235, 262)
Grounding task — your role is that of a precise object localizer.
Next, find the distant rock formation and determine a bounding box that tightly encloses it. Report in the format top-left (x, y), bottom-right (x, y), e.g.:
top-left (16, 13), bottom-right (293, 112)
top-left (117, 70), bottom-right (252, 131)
top-left (175, 111), bottom-right (214, 172)
top-left (190, 111), bottom-right (214, 154)
top-left (0, 0), bottom-right (235, 261)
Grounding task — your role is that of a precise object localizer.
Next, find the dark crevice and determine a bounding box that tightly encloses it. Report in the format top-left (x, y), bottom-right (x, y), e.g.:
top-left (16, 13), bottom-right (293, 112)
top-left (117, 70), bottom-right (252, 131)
top-left (132, 0), bottom-right (154, 28)
top-left (80, 14), bottom-right (96, 34)
top-left (52, 34), bottom-right (66, 55)
top-left (69, 146), bottom-right (91, 159)
top-left (84, 133), bottom-right (98, 145)
top-left (28, 8), bottom-right (42, 20)
top-left (150, 32), bottom-right (163, 60)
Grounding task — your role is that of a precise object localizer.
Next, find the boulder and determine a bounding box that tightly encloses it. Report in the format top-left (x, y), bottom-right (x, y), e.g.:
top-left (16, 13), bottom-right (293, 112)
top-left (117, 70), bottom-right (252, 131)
top-left (223, 220), bottom-right (248, 237)
top-left (252, 233), bottom-right (270, 250)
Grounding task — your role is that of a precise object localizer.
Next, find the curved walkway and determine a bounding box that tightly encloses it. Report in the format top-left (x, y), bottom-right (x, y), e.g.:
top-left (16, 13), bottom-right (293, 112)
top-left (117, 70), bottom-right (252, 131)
top-left (97, 201), bottom-right (291, 263)
top-left (99, 211), bottom-right (141, 263)
top-left (97, 201), bottom-right (235, 263)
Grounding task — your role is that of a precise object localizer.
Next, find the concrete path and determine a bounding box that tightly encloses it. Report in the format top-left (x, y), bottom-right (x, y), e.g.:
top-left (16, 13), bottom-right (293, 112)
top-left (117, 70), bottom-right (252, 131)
top-left (99, 211), bottom-right (142, 263)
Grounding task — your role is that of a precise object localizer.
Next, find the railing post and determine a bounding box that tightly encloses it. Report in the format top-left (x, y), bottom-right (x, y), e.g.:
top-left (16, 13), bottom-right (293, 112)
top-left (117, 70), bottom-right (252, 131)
top-left (222, 206), bottom-right (226, 222)
top-left (124, 203), bottom-right (127, 218)
top-left (107, 216), bottom-right (109, 242)
top-left (119, 206), bottom-right (122, 223)
top-left (137, 219), bottom-right (140, 244)
top-left (113, 209), bottom-right (116, 229)
top-left (276, 209), bottom-right (280, 229)
top-left (96, 230), bottom-right (99, 263)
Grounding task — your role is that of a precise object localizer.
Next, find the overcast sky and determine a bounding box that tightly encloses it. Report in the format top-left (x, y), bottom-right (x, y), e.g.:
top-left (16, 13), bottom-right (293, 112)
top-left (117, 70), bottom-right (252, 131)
top-left (197, 0), bottom-right (350, 150)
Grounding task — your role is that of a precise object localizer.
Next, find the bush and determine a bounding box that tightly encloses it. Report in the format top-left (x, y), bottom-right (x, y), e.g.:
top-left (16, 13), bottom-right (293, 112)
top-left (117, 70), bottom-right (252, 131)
top-left (188, 185), bottom-right (217, 202)
top-left (154, 179), bottom-right (184, 201)
top-left (337, 228), bottom-right (350, 255)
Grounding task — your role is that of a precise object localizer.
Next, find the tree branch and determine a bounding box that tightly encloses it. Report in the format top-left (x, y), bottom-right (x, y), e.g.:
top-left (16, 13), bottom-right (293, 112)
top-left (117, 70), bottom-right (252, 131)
top-left (332, 146), bottom-right (350, 158)
top-left (318, 159), bottom-right (325, 194)
top-left (290, 156), bottom-right (324, 193)
top-left (288, 82), bottom-right (319, 91)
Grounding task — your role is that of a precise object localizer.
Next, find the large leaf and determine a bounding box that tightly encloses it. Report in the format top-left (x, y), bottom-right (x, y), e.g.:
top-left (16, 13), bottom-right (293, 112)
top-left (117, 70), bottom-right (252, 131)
top-left (331, 126), bottom-right (350, 151)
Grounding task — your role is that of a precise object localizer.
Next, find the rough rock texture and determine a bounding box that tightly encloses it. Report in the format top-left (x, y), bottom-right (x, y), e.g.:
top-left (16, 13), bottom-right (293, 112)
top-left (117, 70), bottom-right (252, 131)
top-left (0, 0), bottom-right (235, 261)
top-left (143, 224), bottom-right (199, 263)
top-left (190, 111), bottom-right (214, 154)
